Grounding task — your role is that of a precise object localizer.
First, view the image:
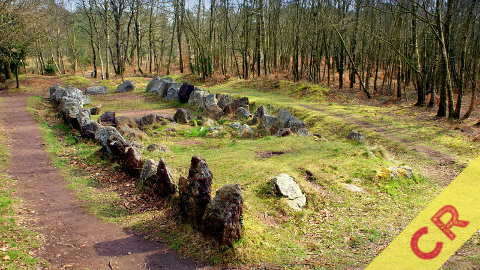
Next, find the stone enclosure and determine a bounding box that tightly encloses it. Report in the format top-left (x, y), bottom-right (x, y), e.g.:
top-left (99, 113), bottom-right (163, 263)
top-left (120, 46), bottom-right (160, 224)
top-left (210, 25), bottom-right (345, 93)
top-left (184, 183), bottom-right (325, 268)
top-left (48, 84), bottom-right (244, 247)
top-left (48, 77), bottom-right (313, 247)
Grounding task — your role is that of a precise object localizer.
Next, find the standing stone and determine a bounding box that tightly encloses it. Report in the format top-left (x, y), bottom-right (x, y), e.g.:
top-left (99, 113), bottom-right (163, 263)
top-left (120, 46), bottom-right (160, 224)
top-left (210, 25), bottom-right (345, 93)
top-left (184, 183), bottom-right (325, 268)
top-left (86, 86), bottom-right (107, 95)
top-left (179, 156), bottom-right (213, 227)
top-left (98, 111), bottom-right (116, 126)
top-left (178, 83), bottom-right (195, 103)
top-left (116, 80), bottom-right (135, 92)
top-left (154, 159), bottom-right (178, 197)
top-left (174, 108), bottom-right (191, 124)
top-left (122, 146), bottom-right (143, 176)
top-left (138, 159), bottom-right (158, 190)
top-left (202, 184), bottom-right (243, 246)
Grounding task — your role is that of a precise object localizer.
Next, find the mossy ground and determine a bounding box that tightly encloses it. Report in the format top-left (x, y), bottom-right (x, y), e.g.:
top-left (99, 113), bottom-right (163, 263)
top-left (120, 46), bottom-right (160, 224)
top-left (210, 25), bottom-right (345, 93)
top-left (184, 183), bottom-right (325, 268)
top-left (25, 74), bottom-right (480, 269)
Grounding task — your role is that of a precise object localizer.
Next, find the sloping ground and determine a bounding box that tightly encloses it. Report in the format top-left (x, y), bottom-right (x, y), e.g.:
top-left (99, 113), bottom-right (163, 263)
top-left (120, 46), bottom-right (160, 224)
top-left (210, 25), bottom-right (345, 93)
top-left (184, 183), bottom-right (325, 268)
top-left (0, 91), bottom-right (199, 269)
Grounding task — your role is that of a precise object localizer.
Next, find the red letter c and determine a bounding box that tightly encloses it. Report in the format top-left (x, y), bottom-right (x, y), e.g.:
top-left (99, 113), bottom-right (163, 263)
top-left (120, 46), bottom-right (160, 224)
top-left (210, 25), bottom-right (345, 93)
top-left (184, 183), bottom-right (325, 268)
top-left (410, 226), bottom-right (443, 259)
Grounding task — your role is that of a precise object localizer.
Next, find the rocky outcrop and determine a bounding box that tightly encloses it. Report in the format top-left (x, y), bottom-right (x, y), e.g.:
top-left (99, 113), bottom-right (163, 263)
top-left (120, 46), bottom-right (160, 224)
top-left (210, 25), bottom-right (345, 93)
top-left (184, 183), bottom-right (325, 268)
top-left (164, 84), bottom-right (181, 102)
top-left (202, 184), bottom-right (243, 246)
top-left (235, 107), bottom-right (251, 120)
top-left (179, 157), bottom-right (213, 227)
top-left (272, 174), bottom-right (306, 210)
top-left (116, 80), bottom-right (135, 92)
top-left (86, 86), bottom-right (107, 95)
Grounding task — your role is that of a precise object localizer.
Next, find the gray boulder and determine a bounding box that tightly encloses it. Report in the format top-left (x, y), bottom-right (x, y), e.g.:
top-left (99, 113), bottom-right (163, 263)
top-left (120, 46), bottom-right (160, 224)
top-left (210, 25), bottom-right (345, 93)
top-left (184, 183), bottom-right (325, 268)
top-left (116, 80), bottom-right (135, 92)
top-left (204, 94), bottom-right (218, 111)
top-left (217, 94), bottom-right (233, 109)
top-left (272, 174), bottom-right (306, 210)
top-left (258, 114), bottom-right (278, 134)
top-left (347, 130), bottom-right (364, 142)
top-left (236, 107), bottom-right (251, 120)
top-left (138, 159), bottom-right (158, 190)
top-left (275, 109), bottom-right (305, 132)
top-left (188, 90), bottom-right (208, 109)
top-left (178, 83), bottom-right (195, 103)
top-left (174, 108), bottom-right (191, 124)
top-left (86, 86), bottom-right (107, 95)
top-left (80, 121), bottom-right (100, 139)
top-left (98, 111), bottom-right (116, 126)
top-left (164, 85), bottom-right (180, 101)
top-left (146, 77), bottom-right (173, 96)
top-left (49, 85), bottom-right (65, 101)
top-left (202, 184), bottom-right (243, 246)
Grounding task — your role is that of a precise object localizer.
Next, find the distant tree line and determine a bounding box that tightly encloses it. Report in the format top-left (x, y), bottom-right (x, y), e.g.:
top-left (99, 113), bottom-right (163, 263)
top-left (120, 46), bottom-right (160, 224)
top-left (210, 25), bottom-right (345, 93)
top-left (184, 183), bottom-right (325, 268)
top-left (1, 0), bottom-right (479, 120)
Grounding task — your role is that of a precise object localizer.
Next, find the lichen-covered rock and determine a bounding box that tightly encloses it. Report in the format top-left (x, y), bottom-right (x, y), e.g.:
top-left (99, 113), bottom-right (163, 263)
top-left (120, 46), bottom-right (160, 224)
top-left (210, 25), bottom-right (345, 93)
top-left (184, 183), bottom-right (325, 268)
top-left (49, 85), bottom-right (65, 101)
top-left (58, 97), bottom-right (82, 124)
top-left (204, 94), bottom-right (218, 111)
top-left (235, 107), bottom-right (251, 120)
top-left (116, 80), bottom-right (135, 92)
top-left (117, 125), bottom-right (146, 140)
top-left (257, 114), bottom-right (278, 134)
top-left (174, 108), bottom-right (191, 124)
top-left (138, 159), bottom-right (158, 189)
top-left (98, 111), bottom-right (116, 126)
top-left (179, 156), bottom-right (213, 227)
top-left (122, 146), bottom-right (143, 175)
top-left (164, 85), bottom-right (181, 101)
top-left (86, 86), bottom-right (107, 95)
top-left (178, 83), bottom-right (195, 103)
top-left (202, 184), bottom-right (243, 246)
top-left (217, 94), bottom-right (233, 109)
top-left (152, 159), bottom-right (178, 197)
top-left (146, 144), bottom-right (168, 152)
top-left (188, 90), bottom-right (208, 109)
top-left (74, 108), bottom-right (91, 130)
top-left (94, 126), bottom-right (130, 156)
top-left (116, 116), bottom-right (138, 129)
top-left (272, 174), bottom-right (306, 210)
top-left (275, 109), bottom-right (305, 132)
top-left (347, 130), bottom-right (364, 142)
top-left (387, 166), bottom-right (414, 179)
top-left (80, 121), bottom-right (101, 139)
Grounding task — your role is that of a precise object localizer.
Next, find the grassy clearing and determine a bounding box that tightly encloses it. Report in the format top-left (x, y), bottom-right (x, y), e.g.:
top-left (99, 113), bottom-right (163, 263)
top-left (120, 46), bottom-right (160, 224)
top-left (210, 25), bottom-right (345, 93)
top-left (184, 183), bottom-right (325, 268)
top-left (28, 75), bottom-right (479, 268)
top-left (29, 93), bottom-right (439, 268)
top-left (0, 99), bottom-right (43, 270)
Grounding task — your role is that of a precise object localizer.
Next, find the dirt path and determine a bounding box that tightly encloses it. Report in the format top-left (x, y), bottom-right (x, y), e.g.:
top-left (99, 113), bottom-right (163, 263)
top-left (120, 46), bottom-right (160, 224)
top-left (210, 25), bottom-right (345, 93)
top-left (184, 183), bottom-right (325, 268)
top-left (0, 92), bottom-right (200, 270)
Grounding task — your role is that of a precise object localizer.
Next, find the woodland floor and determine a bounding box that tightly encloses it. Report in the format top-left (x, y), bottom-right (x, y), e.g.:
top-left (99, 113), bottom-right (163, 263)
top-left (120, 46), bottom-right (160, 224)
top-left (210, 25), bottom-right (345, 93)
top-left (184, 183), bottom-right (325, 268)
top-left (0, 74), bottom-right (479, 269)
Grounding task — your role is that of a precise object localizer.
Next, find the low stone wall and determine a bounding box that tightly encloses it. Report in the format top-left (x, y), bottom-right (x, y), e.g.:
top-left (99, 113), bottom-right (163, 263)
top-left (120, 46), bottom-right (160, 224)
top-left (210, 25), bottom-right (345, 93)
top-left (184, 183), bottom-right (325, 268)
top-left (145, 77), bottom-right (310, 137)
top-left (48, 84), bottom-right (244, 247)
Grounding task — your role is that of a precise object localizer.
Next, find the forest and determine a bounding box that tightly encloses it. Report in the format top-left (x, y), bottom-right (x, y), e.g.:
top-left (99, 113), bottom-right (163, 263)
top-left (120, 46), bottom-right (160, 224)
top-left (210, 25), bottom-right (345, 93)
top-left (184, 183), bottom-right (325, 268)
top-left (1, 0), bottom-right (479, 119)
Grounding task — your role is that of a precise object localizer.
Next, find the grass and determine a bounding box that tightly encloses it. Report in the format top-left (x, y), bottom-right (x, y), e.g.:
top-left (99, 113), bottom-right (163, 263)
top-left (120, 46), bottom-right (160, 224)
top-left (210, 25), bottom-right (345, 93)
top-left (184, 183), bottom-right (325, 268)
top-left (0, 99), bottom-right (43, 270)
top-left (25, 74), bottom-right (479, 268)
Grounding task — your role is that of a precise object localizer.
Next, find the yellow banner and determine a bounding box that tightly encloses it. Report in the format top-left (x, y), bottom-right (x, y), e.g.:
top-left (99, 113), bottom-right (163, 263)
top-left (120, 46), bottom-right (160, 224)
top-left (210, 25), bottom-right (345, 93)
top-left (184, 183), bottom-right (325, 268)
top-left (367, 157), bottom-right (480, 270)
